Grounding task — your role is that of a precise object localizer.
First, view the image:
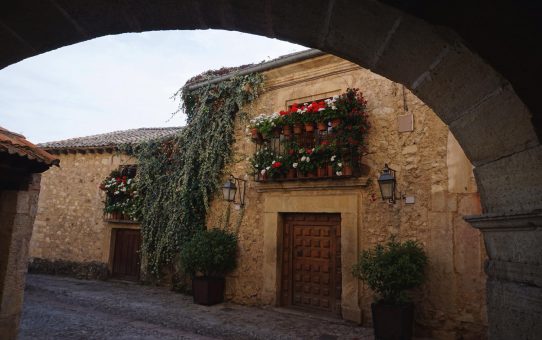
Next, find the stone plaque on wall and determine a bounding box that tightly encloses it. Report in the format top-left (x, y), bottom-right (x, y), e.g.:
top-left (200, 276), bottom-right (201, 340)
top-left (398, 113), bottom-right (414, 132)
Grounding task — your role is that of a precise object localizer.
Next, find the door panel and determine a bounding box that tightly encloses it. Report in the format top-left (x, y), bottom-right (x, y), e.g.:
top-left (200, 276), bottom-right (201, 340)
top-left (281, 213), bottom-right (341, 315)
top-left (112, 229), bottom-right (141, 281)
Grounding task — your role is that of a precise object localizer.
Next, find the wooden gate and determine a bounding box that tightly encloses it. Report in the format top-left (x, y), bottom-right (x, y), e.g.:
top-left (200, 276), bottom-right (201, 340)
top-left (112, 228), bottom-right (141, 281)
top-left (281, 213), bottom-right (341, 315)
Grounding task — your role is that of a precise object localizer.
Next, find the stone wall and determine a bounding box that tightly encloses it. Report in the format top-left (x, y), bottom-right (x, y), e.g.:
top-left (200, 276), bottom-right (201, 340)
top-left (205, 54), bottom-right (487, 338)
top-left (30, 152), bottom-right (137, 272)
top-left (0, 174), bottom-right (41, 339)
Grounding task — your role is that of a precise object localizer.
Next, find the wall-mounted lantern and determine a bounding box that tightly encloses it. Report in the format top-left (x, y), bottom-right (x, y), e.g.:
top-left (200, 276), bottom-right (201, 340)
top-left (377, 164), bottom-right (397, 203)
top-left (222, 175), bottom-right (247, 207)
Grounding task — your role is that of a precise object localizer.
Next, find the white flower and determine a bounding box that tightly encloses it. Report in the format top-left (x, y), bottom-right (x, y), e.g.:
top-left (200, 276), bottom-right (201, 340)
top-left (318, 108), bottom-right (325, 112)
top-left (306, 157), bottom-right (310, 162)
top-left (338, 162), bottom-right (342, 167)
top-left (293, 163), bottom-right (298, 168)
top-left (254, 164), bottom-right (258, 168)
top-left (331, 105), bottom-right (337, 110)
top-left (261, 169), bottom-right (266, 175)
top-left (114, 191), bottom-right (120, 195)
top-left (298, 148), bottom-right (305, 154)
top-left (266, 166), bottom-right (271, 170)
top-left (336, 171), bottom-right (343, 176)
top-left (331, 155), bottom-right (336, 162)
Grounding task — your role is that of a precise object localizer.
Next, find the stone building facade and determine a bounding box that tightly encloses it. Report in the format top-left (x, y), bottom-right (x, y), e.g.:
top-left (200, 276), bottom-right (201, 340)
top-left (31, 52), bottom-right (487, 338)
top-left (203, 52), bottom-right (487, 338)
top-left (29, 128), bottom-right (180, 279)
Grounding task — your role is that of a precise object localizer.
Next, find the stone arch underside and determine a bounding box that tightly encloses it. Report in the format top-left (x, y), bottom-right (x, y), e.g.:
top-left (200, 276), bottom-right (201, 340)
top-left (1, 1), bottom-right (540, 339)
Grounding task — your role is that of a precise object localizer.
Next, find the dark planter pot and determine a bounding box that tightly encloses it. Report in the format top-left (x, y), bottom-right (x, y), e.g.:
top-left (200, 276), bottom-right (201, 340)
top-left (192, 276), bottom-right (225, 306)
top-left (371, 302), bottom-right (414, 340)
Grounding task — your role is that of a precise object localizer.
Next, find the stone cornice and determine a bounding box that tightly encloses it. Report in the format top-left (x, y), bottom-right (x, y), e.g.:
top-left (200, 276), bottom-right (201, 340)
top-left (264, 55), bottom-right (361, 92)
top-left (465, 212), bottom-right (542, 232)
top-left (255, 177), bottom-right (369, 193)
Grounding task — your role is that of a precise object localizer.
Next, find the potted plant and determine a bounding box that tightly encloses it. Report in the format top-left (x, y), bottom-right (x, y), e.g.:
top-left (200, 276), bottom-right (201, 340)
top-left (100, 170), bottom-right (141, 221)
top-left (180, 228), bottom-right (238, 306)
top-left (352, 239), bottom-right (427, 340)
top-left (279, 110), bottom-right (293, 137)
top-left (288, 103), bottom-right (304, 134)
top-left (313, 145), bottom-right (331, 177)
top-left (296, 147), bottom-right (316, 177)
top-left (249, 147), bottom-right (275, 181)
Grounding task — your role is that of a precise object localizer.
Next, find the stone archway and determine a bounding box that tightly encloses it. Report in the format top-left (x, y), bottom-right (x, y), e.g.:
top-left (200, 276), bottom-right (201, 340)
top-left (1, 1), bottom-right (540, 339)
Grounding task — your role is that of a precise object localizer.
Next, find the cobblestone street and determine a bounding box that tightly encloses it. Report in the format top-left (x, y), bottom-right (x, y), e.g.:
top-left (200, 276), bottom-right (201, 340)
top-left (21, 274), bottom-right (373, 339)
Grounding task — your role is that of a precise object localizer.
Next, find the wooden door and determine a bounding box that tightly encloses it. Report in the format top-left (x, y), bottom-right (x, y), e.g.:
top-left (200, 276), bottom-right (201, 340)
top-left (112, 229), bottom-right (141, 281)
top-left (281, 213), bottom-right (341, 315)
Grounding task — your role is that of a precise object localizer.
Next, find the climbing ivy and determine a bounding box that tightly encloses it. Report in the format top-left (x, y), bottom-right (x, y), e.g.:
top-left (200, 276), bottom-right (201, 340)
top-left (126, 72), bottom-right (263, 277)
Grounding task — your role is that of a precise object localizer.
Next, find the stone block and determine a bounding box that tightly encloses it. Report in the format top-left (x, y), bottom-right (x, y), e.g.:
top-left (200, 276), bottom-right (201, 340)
top-left (269, 0), bottom-right (334, 48)
top-left (482, 227), bottom-right (542, 265)
top-left (412, 43), bottom-right (506, 125)
top-left (402, 144), bottom-right (418, 155)
top-left (323, 0), bottom-right (401, 68)
top-left (453, 216), bottom-right (484, 296)
top-left (428, 212), bottom-right (454, 274)
top-left (449, 87), bottom-right (539, 166)
top-left (373, 14), bottom-right (454, 88)
top-left (486, 279), bottom-right (542, 340)
top-left (474, 145), bottom-right (542, 214)
top-left (431, 190), bottom-right (447, 212)
top-left (457, 194), bottom-right (481, 216)
top-left (447, 194), bottom-right (458, 212)
top-left (447, 132), bottom-right (477, 194)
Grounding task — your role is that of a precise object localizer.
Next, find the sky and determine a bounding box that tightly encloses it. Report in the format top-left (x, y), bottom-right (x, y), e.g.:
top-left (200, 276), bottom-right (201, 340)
top-left (0, 30), bottom-right (307, 143)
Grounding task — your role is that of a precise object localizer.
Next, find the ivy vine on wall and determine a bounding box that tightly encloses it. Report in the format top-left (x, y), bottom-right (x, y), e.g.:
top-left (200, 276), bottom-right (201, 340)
top-left (125, 72), bottom-right (263, 277)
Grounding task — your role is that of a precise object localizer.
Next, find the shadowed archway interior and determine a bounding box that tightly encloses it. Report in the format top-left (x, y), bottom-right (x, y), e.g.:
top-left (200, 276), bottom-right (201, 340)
top-left (1, 1), bottom-right (540, 339)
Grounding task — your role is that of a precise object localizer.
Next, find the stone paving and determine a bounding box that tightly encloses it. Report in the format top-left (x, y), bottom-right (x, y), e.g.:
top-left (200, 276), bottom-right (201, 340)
top-left (21, 274), bottom-right (373, 339)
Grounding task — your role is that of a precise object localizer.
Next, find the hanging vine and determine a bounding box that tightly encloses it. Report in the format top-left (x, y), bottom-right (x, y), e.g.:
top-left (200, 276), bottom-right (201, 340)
top-left (126, 72), bottom-right (263, 277)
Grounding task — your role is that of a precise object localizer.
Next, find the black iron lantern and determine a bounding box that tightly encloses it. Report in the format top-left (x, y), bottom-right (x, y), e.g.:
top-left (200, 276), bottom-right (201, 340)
top-left (222, 178), bottom-right (237, 202)
top-left (222, 175), bottom-right (247, 206)
top-left (377, 164), bottom-right (396, 203)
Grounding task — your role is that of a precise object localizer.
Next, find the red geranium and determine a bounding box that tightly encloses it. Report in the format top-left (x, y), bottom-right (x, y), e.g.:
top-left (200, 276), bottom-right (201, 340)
top-left (272, 161), bottom-right (282, 168)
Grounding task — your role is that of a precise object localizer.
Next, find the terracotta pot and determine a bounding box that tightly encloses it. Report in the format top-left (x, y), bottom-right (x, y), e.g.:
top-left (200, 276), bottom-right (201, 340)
top-left (306, 171), bottom-right (316, 178)
top-left (304, 122), bottom-right (315, 132)
top-left (317, 121), bottom-right (327, 132)
top-left (326, 165), bottom-right (334, 177)
top-left (348, 137), bottom-right (360, 145)
top-left (286, 168), bottom-right (296, 179)
top-left (293, 123), bottom-right (303, 135)
top-left (317, 167), bottom-right (327, 177)
top-left (343, 164), bottom-right (353, 176)
top-left (251, 131), bottom-right (264, 144)
top-left (331, 118), bottom-right (342, 128)
top-left (282, 125), bottom-right (292, 137)
top-left (250, 127), bottom-right (259, 138)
